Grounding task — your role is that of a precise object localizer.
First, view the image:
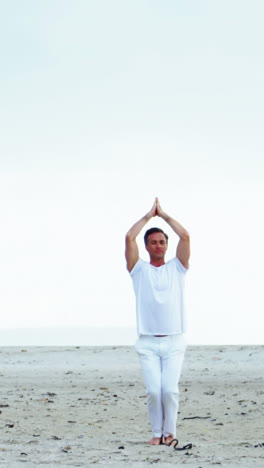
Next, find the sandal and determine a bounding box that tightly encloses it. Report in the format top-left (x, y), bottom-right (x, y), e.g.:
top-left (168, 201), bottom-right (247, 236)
top-left (167, 439), bottom-right (192, 451)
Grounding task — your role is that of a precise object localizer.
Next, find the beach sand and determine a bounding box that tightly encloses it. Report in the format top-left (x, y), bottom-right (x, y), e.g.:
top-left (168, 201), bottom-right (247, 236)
top-left (0, 345), bottom-right (263, 467)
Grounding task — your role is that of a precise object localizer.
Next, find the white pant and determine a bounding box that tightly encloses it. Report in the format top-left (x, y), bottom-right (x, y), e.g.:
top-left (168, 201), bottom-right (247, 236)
top-left (135, 334), bottom-right (187, 438)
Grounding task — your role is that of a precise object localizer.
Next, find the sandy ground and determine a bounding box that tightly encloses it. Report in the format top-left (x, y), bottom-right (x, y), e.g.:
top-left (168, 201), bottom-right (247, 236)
top-left (0, 345), bottom-right (263, 468)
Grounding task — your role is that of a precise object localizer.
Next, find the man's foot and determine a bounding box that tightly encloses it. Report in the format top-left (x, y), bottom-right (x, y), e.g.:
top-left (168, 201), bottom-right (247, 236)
top-left (147, 437), bottom-right (163, 445)
top-left (164, 436), bottom-right (178, 446)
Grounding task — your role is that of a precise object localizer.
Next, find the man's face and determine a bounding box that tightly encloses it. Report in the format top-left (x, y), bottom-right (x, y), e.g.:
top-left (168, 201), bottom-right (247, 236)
top-left (145, 232), bottom-right (168, 260)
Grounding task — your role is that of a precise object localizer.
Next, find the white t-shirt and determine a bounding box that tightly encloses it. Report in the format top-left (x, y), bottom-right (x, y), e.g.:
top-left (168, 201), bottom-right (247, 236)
top-left (130, 257), bottom-right (188, 336)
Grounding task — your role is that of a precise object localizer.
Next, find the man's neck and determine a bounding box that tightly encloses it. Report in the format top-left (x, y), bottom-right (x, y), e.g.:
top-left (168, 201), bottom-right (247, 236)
top-left (150, 259), bottom-right (165, 267)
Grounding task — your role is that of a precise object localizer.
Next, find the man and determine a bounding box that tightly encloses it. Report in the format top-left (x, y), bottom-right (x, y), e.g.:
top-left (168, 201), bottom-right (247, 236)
top-left (125, 197), bottom-right (190, 446)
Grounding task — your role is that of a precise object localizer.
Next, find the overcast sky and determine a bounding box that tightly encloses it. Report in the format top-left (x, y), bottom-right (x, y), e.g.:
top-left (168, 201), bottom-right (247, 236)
top-left (1, 1), bottom-right (263, 344)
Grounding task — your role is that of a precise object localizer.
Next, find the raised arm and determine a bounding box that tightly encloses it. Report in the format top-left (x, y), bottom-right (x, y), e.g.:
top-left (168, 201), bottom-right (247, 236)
top-left (156, 199), bottom-right (190, 269)
top-left (125, 199), bottom-right (157, 272)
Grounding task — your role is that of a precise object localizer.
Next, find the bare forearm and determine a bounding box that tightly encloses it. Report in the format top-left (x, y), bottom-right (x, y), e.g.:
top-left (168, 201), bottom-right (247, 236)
top-left (126, 212), bottom-right (153, 241)
top-left (159, 212), bottom-right (190, 240)
top-left (126, 199), bottom-right (157, 241)
top-left (161, 210), bottom-right (190, 267)
top-left (125, 200), bottom-right (157, 272)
